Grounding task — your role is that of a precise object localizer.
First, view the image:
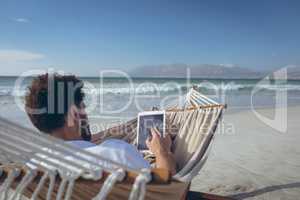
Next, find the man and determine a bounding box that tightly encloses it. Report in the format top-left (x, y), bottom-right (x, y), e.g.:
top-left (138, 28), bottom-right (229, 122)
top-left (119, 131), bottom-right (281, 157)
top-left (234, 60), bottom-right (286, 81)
top-left (25, 73), bottom-right (176, 174)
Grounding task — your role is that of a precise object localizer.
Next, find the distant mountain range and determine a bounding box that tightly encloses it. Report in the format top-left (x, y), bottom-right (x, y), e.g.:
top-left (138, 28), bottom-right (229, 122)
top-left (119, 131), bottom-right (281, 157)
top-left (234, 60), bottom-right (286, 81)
top-left (129, 64), bottom-right (300, 80)
top-left (284, 65), bottom-right (300, 80)
top-left (129, 64), bottom-right (264, 79)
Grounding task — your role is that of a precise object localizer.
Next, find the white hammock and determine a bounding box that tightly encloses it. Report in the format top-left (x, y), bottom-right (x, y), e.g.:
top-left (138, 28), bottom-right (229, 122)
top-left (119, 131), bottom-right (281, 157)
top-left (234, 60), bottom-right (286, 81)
top-left (0, 87), bottom-right (225, 200)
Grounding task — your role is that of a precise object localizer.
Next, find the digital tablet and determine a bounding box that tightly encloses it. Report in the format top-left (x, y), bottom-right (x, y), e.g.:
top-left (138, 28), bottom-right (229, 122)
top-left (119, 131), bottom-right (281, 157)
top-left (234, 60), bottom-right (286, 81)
top-left (137, 111), bottom-right (166, 150)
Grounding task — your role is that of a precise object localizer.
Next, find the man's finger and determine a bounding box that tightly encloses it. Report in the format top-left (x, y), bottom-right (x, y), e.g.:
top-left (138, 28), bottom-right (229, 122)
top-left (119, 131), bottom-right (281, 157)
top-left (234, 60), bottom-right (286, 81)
top-left (153, 127), bottom-right (161, 137)
top-left (165, 134), bottom-right (172, 142)
top-left (146, 139), bottom-right (150, 148)
top-left (150, 128), bottom-right (159, 138)
top-left (146, 134), bottom-right (151, 142)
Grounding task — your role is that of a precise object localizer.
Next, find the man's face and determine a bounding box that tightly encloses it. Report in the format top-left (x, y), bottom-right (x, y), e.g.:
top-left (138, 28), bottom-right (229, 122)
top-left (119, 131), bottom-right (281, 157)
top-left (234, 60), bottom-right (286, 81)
top-left (78, 102), bottom-right (92, 141)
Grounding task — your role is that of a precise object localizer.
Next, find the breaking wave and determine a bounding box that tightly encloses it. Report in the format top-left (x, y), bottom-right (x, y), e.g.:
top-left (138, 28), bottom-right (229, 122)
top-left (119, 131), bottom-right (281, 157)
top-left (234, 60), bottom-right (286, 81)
top-left (1, 82), bottom-right (300, 98)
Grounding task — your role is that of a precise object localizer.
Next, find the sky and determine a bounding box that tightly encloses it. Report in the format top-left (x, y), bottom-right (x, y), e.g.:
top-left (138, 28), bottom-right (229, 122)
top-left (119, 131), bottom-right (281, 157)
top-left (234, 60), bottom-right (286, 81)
top-left (0, 0), bottom-right (300, 76)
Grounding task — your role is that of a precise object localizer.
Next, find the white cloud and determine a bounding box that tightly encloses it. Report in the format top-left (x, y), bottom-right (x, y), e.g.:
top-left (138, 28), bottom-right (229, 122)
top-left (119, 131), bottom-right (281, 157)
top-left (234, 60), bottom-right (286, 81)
top-left (219, 63), bottom-right (237, 68)
top-left (0, 50), bottom-right (45, 62)
top-left (12, 18), bottom-right (30, 23)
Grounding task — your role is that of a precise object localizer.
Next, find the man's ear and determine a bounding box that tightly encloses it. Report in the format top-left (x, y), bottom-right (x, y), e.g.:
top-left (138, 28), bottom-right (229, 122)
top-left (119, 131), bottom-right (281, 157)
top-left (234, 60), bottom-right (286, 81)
top-left (67, 105), bottom-right (80, 127)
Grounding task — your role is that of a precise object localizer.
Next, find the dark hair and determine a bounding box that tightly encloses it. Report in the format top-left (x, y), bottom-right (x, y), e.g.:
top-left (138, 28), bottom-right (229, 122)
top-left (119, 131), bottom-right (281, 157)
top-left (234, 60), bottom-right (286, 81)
top-left (25, 73), bottom-right (85, 133)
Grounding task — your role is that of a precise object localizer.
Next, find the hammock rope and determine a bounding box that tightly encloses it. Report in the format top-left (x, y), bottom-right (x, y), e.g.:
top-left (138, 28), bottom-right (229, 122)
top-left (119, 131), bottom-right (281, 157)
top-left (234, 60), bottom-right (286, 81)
top-left (9, 168), bottom-right (37, 200)
top-left (30, 171), bottom-right (49, 200)
top-left (0, 168), bottom-right (20, 200)
top-left (64, 179), bottom-right (75, 200)
top-left (47, 173), bottom-right (56, 200)
top-left (93, 168), bottom-right (125, 200)
top-left (128, 169), bottom-right (152, 200)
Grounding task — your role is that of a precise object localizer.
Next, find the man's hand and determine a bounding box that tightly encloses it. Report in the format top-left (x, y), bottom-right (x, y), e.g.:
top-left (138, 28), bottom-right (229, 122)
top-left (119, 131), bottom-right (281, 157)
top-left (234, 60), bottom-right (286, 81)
top-left (146, 127), bottom-right (172, 156)
top-left (145, 127), bottom-right (177, 175)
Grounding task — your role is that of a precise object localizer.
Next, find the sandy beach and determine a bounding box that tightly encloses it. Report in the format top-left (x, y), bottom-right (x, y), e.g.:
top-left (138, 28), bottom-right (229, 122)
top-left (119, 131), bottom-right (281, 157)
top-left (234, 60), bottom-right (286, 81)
top-left (191, 106), bottom-right (300, 200)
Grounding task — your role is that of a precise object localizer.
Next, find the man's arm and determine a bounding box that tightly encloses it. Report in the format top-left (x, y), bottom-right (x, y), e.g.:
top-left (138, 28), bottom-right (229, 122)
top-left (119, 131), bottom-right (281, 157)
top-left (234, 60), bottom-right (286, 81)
top-left (146, 128), bottom-right (177, 175)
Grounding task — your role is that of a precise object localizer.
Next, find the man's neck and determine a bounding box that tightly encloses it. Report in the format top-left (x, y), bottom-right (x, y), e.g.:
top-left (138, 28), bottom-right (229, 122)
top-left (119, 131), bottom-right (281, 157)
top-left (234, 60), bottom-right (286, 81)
top-left (51, 126), bottom-right (78, 141)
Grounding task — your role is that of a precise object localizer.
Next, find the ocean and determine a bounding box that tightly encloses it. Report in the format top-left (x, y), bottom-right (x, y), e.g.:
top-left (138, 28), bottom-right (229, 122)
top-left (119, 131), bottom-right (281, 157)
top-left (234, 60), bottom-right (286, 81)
top-left (1, 76), bottom-right (300, 132)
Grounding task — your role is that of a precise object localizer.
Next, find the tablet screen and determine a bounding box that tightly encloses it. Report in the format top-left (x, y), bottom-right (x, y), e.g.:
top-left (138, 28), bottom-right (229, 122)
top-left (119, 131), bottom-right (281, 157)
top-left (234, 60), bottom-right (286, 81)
top-left (137, 112), bottom-right (165, 150)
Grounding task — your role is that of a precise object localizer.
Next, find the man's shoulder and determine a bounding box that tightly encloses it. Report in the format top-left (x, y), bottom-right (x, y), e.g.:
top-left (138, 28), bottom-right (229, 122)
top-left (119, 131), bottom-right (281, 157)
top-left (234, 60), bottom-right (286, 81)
top-left (66, 140), bottom-right (96, 149)
top-left (101, 139), bottom-right (131, 147)
top-left (72, 139), bottom-right (151, 170)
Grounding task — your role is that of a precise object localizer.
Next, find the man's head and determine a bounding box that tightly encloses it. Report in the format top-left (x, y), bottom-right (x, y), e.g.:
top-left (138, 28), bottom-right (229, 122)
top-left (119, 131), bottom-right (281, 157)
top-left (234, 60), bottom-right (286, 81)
top-left (25, 73), bottom-right (91, 141)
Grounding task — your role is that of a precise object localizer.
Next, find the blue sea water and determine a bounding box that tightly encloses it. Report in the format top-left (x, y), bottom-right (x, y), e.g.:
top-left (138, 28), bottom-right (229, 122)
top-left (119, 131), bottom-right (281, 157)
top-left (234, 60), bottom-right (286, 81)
top-left (0, 76), bottom-right (300, 130)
